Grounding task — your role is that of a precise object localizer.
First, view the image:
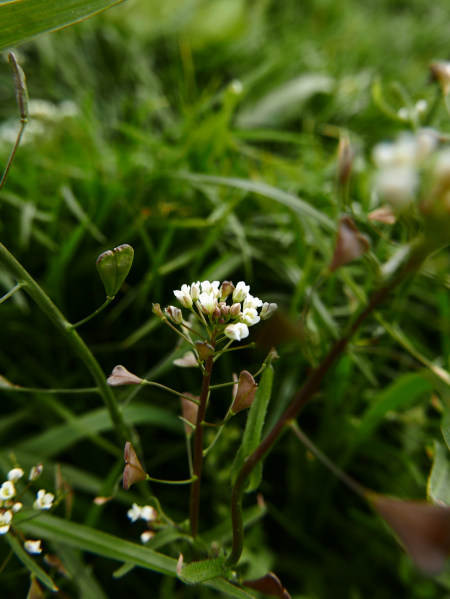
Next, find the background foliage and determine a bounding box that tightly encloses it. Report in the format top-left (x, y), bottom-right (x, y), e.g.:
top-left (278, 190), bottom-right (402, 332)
top-left (2, 0), bottom-right (450, 597)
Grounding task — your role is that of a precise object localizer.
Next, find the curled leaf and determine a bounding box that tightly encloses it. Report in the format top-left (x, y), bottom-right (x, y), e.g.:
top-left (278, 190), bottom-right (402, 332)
top-left (181, 394), bottom-right (199, 436)
top-left (329, 215), bottom-right (370, 272)
top-left (107, 365), bottom-right (143, 386)
top-left (96, 244), bottom-right (134, 298)
top-left (230, 371), bottom-right (258, 415)
top-left (123, 442), bottom-right (147, 490)
top-left (369, 493), bottom-right (450, 574)
top-left (243, 572), bottom-right (291, 599)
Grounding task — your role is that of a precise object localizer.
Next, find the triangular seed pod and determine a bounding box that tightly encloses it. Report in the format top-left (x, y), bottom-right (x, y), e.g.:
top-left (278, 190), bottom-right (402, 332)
top-left (123, 442), bottom-right (147, 490)
top-left (96, 244), bottom-right (134, 299)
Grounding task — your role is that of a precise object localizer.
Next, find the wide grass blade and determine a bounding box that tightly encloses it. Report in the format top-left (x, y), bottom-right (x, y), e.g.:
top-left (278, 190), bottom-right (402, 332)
top-left (0, 0), bottom-right (125, 52)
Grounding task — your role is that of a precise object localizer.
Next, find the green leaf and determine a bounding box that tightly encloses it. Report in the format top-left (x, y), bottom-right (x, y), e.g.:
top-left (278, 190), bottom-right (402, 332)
top-left (0, 0), bottom-right (125, 52)
top-left (174, 172), bottom-right (335, 231)
top-left (14, 514), bottom-right (256, 598)
top-left (180, 556), bottom-right (230, 584)
top-left (427, 441), bottom-right (450, 506)
top-left (231, 366), bottom-right (274, 492)
top-left (5, 533), bottom-right (58, 592)
top-left (96, 244), bottom-right (134, 299)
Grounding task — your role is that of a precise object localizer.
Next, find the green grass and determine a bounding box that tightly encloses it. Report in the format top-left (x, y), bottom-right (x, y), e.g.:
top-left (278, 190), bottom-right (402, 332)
top-left (2, 0), bottom-right (450, 597)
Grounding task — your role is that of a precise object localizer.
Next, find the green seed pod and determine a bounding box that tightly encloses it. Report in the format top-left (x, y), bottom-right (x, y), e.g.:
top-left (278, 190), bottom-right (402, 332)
top-left (96, 244), bottom-right (134, 299)
top-left (8, 52), bottom-right (28, 122)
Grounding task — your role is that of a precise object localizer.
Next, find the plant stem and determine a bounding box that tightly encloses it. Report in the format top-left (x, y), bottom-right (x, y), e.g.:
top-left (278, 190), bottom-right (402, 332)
top-left (0, 281), bottom-right (24, 304)
top-left (189, 351), bottom-right (215, 538)
top-left (1, 386), bottom-right (99, 394)
top-left (225, 276), bottom-right (404, 568)
top-left (146, 474), bottom-right (197, 485)
top-left (0, 121), bottom-right (26, 192)
top-left (70, 297), bottom-right (114, 329)
top-left (142, 380), bottom-right (200, 404)
top-left (0, 242), bottom-right (130, 446)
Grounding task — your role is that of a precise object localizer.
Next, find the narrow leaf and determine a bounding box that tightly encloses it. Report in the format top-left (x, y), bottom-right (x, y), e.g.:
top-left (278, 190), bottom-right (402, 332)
top-left (180, 556), bottom-right (230, 584)
top-left (231, 366), bottom-right (274, 492)
top-left (428, 441), bottom-right (450, 506)
top-left (5, 533), bottom-right (58, 592)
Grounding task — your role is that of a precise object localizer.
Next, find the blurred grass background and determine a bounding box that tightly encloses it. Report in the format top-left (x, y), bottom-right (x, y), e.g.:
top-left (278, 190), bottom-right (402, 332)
top-left (1, 0), bottom-right (450, 597)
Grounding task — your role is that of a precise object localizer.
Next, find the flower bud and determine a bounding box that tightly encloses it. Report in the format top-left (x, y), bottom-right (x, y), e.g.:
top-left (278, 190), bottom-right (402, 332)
top-left (430, 61), bottom-right (450, 96)
top-left (141, 531), bottom-right (155, 544)
top-left (219, 281), bottom-right (235, 301)
top-left (191, 281), bottom-right (201, 302)
top-left (221, 305), bottom-right (230, 316)
top-left (260, 303), bottom-right (277, 320)
top-left (195, 341), bottom-right (215, 362)
top-left (9, 52), bottom-right (28, 122)
top-left (368, 205), bottom-right (396, 225)
top-left (152, 303), bottom-right (165, 319)
top-left (96, 244), bottom-right (134, 299)
top-left (107, 365), bottom-right (143, 386)
top-left (123, 442), bottom-right (147, 490)
top-left (165, 306), bottom-right (183, 324)
top-left (337, 136), bottom-right (353, 186)
top-left (230, 303), bottom-right (241, 316)
top-left (29, 463), bottom-right (43, 481)
top-left (212, 306), bottom-right (221, 319)
top-left (174, 284), bottom-right (193, 308)
top-left (329, 215), bottom-right (370, 272)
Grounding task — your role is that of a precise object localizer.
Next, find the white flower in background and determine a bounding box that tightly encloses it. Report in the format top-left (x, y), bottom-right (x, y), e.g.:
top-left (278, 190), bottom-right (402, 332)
top-left (141, 506), bottom-right (158, 521)
top-left (173, 351), bottom-right (198, 368)
top-left (0, 510), bottom-right (12, 534)
top-left (12, 502), bottom-right (22, 513)
top-left (241, 308), bottom-right (260, 326)
top-left (260, 303), bottom-right (277, 320)
top-left (141, 531), bottom-right (155, 544)
top-left (24, 540), bottom-right (42, 554)
top-left (7, 468), bottom-right (24, 483)
top-left (0, 482), bottom-right (16, 500)
top-left (174, 284), bottom-right (193, 308)
top-left (434, 148), bottom-right (450, 185)
top-left (233, 281), bottom-right (250, 303)
top-left (225, 323), bottom-right (249, 341)
top-left (243, 294), bottom-right (263, 310)
top-left (199, 292), bottom-right (217, 314)
top-left (374, 166), bottom-right (418, 208)
top-left (33, 489), bottom-right (54, 510)
top-left (127, 503), bottom-right (142, 522)
top-left (190, 281), bottom-right (201, 302)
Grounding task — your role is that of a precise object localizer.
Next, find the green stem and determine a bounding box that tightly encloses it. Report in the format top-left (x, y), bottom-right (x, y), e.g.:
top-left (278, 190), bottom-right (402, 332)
top-left (189, 350), bottom-right (215, 538)
top-left (180, 322), bottom-right (208, 341)
top-left (0, 120), bottom-right (26, 192)
top-left (70, 297), bottom-right (114, 329)
top-left (142, 380), bottom-right (200, 404)
top-left (0, 242), bottom-right (130, 446)
top-left (289, 421), bottom-right (364, 497)
top-left (164, 319), bottom-right (198, 352)
top-left (0, 281), bottom-right (24, 304)
top-left (1, 386), bottom-right (99, 394)
top-left (213, 341), bottom-right (256, 361)
top-left (146, 474), bottom-right (197, 485)
top-left (225, 275), bottom-right (405, 568)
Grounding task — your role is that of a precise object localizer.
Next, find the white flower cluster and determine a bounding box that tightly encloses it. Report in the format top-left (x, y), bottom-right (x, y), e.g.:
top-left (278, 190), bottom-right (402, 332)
top-left (0, 464), bottom-right (53, 555)
top-left (127, 503), bottom-right (158, 544)
top-left (372, 129), bottom-right (438, 208)
top-left (172, 280), bottom-right (277, 342)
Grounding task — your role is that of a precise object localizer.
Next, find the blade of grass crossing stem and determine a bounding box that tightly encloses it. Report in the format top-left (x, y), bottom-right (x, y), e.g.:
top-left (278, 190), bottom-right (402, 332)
top-left (0, 0), bottom-right (125, 52)
top-left (5, 533), bottom-right (58, 591)
top-left (14, 514), bottom-right (257, 598)
top-left (427, 441), bottom-right (450, 506)
top-left (230, 366), bottom-right (274, 492)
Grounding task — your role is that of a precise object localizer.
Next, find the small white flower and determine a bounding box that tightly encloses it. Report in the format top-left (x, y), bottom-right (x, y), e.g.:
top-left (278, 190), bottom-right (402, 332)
top-left (12, 502), bottom-right (22, 514)
top-left (260, 303), bottom-right (277, 320)
top-left (165, 306), bottom-right (183, 324)
top-left (0, 510), bottom-right (12, 534)
top-left (190, 281), bottom-right (201, 302)
top-left (374, 166), bottom-right (418, 207)
top-left (243, 294), bottom-right (263, 310)
top-left (224, 323), bottom-right (249, 341)
top-left (241, 308), bottom-right (260, 326)
top-left (29, 464), bottom-right (43, 481)
top-left (7, 468), bottom-right (24, 483)
top-left (174, 284), bottom-right (193, 308)
top-left (415, 99), bottom-right (428, 114)
top-left (33, 489), bottom-right (54, 510)
top-left (0, 482), bottom-right (16, 500)
top-left (140, 506), bottom-right (158, 521)
top-left (232, 281), bottom-right (250, 303)
top-left (127, 503), bottom-right (142, 523)
top-left (201, 281), bottom-right (220, 297)
top-left (141, 530), bottom-right (155, 544)
top-left (198, 292), bottom-right (217, 314)
top-left (24, 540), bottom-right (42, 554)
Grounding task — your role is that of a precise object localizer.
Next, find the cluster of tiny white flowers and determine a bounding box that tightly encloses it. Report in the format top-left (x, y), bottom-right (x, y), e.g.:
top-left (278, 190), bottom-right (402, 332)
top-left (171, 280), bottom-right (277, 342)
top-left (127, 503), bottom-right (158, 544)
top-left (0, 463), bottom-right (51, 560)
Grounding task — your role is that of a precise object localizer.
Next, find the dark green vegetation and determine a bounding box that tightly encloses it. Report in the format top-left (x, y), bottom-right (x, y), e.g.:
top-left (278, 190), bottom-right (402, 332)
top-left (2, 0), bottom-right (450, 597)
